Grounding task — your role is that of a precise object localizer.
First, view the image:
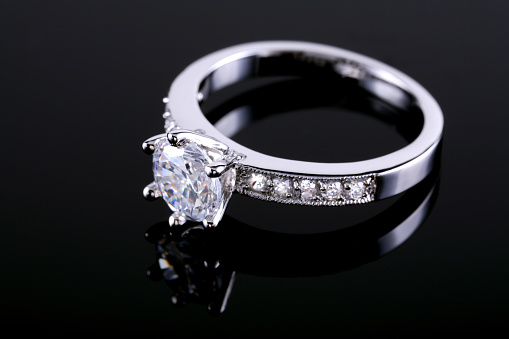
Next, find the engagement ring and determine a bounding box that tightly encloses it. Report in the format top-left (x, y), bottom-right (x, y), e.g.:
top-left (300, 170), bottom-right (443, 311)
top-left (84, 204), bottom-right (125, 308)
top-left (142, 41), bottom-right (443, 228)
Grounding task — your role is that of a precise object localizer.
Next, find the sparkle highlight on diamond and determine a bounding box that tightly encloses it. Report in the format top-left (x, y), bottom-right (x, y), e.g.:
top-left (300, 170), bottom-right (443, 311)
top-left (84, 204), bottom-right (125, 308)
top-left (343, 179), bottom-right (365, 200)
top-left (272, 177), bottom-right (292, 198)
top-left (300, 180), bottom-right (317, 201)
top-left (152, 137), bottom-right (235, 223)
top-left (323, 182), bottom-right (343, 200)
top-left (247, 173), bottom-right (267, 192)
top-left (236, 166), bottom-right (376, 206)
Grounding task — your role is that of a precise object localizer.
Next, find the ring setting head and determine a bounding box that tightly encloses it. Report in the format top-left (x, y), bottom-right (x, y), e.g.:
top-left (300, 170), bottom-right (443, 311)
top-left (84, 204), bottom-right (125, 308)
top-left (143, 129), bottom-right (243, 228)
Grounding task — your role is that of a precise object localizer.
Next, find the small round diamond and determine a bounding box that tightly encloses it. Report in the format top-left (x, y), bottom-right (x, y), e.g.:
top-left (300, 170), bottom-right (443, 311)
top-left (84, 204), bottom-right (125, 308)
top-left (322, 181), bottom-right (343, 200)
top-left (163, 113), bottom-right (176, 132)
top-left (343, 179), bottom-right (365, 200)
top-left (247, 173), bottom-right (267, 192)
top-left (272, 177), bottom-right (292, 198)
top-left (300, 180), bottom-right (317, 200)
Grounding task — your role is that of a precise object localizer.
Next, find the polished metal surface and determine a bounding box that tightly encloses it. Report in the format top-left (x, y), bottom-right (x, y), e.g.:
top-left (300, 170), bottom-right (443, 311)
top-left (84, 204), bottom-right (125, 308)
top-left (166, 41), bottom-right (443, 201)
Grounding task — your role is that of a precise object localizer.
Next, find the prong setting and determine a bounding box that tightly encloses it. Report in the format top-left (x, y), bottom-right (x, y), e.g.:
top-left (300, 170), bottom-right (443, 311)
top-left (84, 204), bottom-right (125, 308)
top-left (167, 132), bottom-right (180, 147)
top-left (142, 134), bottom-right (166, 155)
top-left (166, 129), bottom-right (229, 153)
top-left (143, 182), bottom-right (161, 201)
top-left (147, 128), bottom-right (242, 228)
top-left (202, 219), bottom-right (215, 229)
top-left (169, 212), bottom-right (187, 227)
top-left (205, 161), bottom-right (228, 178)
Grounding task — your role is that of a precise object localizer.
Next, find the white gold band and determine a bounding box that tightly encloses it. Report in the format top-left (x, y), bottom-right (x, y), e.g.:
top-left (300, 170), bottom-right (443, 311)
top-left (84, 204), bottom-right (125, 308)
top-left (144, 41), bottom-right (443, 227)
top-left (165, 41), bottom-right (443, 204)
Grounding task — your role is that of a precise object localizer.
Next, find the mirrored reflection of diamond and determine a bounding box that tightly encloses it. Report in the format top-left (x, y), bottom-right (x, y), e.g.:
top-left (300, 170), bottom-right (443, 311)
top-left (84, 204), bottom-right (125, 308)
top-left (247, 173), bottom-right (267, 192)
top-left (300, 180), bottom-right (317, 200)
top-left (272, 177), bottom-right (292, 198)
top-left (323, 181), bottom-right (343, 200)
top-left (148, 227), bottom-right (235, 315)
top-left (158, 258), bottom-right (179, 281)
top-left (153, 138), bottom-right (235, 222)
top-left (343, 179), bottom-right (365, 200)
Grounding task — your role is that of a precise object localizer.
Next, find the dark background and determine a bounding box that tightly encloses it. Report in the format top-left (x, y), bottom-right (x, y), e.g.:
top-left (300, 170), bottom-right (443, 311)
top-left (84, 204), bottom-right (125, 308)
top-left (1, 1), bottom-right (508, 336)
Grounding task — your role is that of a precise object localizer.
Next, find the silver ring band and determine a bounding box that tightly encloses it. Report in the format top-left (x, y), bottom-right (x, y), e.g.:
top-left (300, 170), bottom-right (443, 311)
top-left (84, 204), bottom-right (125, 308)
top-left (143, 41), bottom-right (443, 227)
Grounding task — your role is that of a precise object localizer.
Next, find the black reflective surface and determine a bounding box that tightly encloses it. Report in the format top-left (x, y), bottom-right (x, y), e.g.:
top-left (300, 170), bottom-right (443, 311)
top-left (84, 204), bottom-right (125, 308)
top-left (2, 1), bottom-right (508, 336)
top-left (145, 171), bottom-right (439, 315)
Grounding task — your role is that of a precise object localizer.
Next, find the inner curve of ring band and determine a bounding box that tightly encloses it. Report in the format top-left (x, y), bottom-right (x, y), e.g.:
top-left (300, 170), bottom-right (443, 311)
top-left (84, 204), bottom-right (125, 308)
top-left (198, 52), bottom-right (414, 108)
top-left (198, 53), bottom-right (423, 162)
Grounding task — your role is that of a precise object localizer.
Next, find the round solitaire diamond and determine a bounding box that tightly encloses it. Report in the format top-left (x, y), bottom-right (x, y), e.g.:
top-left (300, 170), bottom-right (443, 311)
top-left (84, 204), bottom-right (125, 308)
top-left (300, 180), bottom-right (317, 200)
top-left (322, 181), bottom-right (343, 200)
top-left (247, 173), bottom-right (267, 192)
top-left (272, 177), bottom-right (292, 198)
top-left (343, 179), bottom-right (365, 200)
top-left (152, 138), bottom-right (235, 222)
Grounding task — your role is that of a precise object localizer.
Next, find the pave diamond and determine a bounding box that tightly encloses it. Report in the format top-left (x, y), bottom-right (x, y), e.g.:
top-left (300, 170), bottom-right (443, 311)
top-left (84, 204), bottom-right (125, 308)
top-left (152, 137), bottom-right (235, 222)
top-left (343, 179), bottom-right (365, 200)
top-left (322, 181), bottom-right (343, 200)
top-left (235, 166), bottom-right (376, 206)
top-left (162, 112), bottom-right (176, 132)
top-left (272, 177), bottom-right (292, 198)
top-left (247, 173), bottom-right (267, 192)
top-left (300, 180), bottom-right (317, 200)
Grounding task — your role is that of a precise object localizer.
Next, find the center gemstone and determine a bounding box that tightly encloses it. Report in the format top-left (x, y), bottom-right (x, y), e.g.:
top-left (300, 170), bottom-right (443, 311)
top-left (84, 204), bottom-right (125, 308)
top-left (152, 137), bottom-right (235, 222)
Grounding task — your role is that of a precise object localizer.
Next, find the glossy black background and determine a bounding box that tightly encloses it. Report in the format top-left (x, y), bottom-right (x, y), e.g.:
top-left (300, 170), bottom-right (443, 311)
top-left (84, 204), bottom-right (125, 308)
top-left (1, 1), bottom-right (508, 336)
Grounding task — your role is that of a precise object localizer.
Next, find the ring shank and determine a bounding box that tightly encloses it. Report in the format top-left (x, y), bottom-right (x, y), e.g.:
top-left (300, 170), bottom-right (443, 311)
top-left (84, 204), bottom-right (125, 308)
top-left (199, 50), bottom-right (413, 112)
top-left (167, 41), bottom-right (443, 200)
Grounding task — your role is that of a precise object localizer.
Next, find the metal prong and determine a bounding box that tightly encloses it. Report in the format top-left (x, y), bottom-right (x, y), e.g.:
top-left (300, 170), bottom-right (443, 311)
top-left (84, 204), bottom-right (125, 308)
top-left (169, 130), bottom-right (229, 153)
top-left (202, 219), bottom-right (216, 229)
top-left (169, 212), bottom-right (187, 227)
top-left (205, 161), bottom-right (227, 178)
top-left (142, 142), bottom-right (155, 155)
top-left (142, 134), bottom-right (165, 155)
top-left (167, 132), bottom-right (180, 147)
top-left (319, 182), bottom-right (327, 192)
top-left (143, 182), bottom-right (161, 201)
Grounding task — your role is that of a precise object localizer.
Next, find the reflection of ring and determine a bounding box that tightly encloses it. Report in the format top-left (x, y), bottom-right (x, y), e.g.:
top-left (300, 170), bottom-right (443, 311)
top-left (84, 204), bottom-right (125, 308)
top-left (145, 169), bottom-right (440, 314)
top-left (142, 41), bottom-right (443, 228)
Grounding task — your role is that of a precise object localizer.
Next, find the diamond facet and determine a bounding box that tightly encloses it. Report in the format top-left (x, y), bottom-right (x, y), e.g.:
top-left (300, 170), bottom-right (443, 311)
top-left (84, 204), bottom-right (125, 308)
top-left (247, 173), bottom-right (267, 192)
top-left (300, 180), bottom-right (317, 200)
top-left (322, 181), bottom-right (343, 200)
top-left (343, 179), bottom-right (365, 200)
top-left (272, 177), bottom-right (292, 198)
top-left (152, 137), bottom-right (235, 223)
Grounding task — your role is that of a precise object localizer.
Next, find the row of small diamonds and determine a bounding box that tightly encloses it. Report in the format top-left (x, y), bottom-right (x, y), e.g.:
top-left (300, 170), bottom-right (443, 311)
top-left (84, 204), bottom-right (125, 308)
top-left (235, 166), bottom-right (377, 206)
top-left (162, 111), bottom-right (177, 132)
top-left (162, 105), bottom-right (377, 206)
